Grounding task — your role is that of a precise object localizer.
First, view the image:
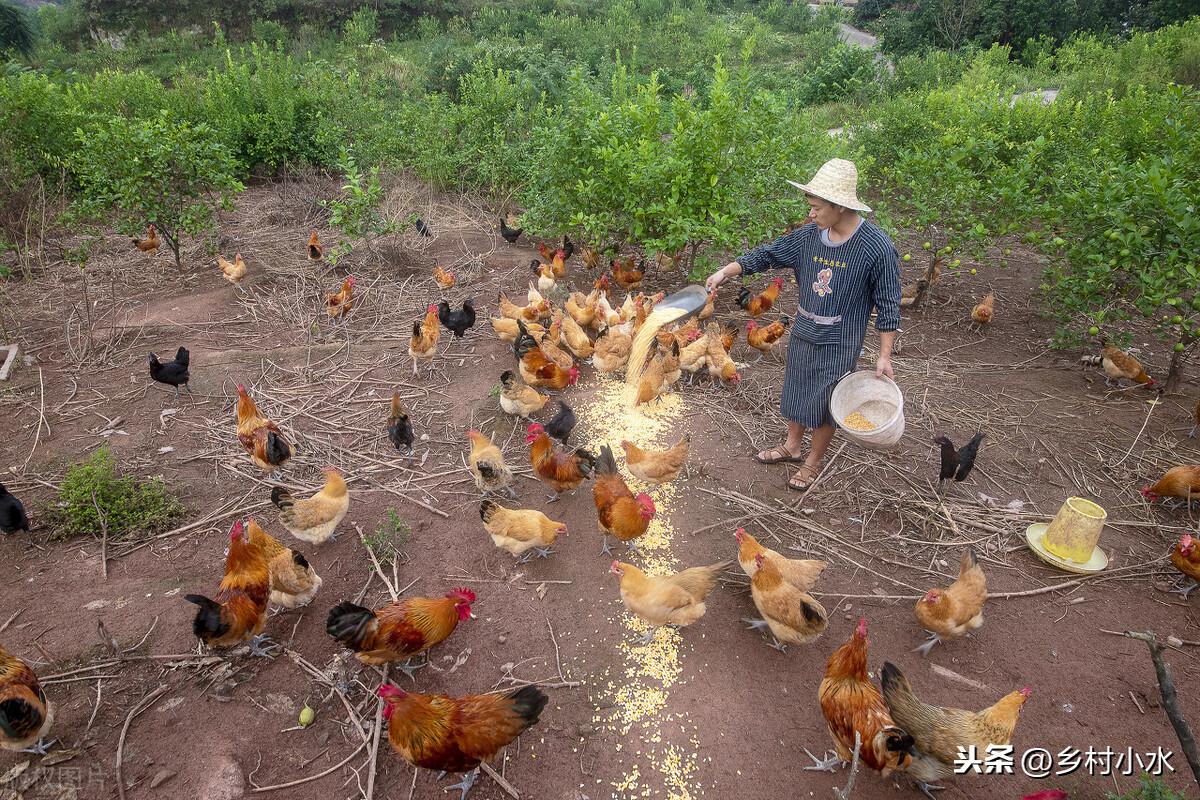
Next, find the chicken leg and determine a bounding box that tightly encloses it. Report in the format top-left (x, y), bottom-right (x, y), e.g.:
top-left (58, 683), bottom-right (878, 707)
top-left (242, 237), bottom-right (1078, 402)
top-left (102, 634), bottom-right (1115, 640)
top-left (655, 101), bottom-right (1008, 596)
top-left (917, 781), bottom-right (945, 799)
top-left (20, 737), bottom-right (56, 755)
top-left (914, 631), bottom-right (942, 656)
top-left (802, 747), bottom-right (844, 772)
top-left (397, 654), bottom-right (430, 681)
top-left (249, 634), bottom-right (280, 658)
top-left (443, 768), bottom-right (479, 800)
top-left (599, 536), bottom-right (614, 555)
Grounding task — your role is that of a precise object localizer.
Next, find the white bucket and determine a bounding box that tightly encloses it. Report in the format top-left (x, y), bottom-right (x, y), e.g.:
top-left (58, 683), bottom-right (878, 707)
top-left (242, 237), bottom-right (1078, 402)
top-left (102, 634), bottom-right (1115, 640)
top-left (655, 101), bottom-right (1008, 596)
top-left (829, 371), bottom-right (905, 450)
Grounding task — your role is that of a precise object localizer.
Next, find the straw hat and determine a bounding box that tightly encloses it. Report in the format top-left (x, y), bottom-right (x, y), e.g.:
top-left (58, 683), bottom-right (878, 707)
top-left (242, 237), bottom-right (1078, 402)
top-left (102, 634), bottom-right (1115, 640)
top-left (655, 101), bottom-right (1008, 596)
top-left (786, 158), bottom-right (871, 212)
top-left (1025, 496), bottom-right (1109, 574)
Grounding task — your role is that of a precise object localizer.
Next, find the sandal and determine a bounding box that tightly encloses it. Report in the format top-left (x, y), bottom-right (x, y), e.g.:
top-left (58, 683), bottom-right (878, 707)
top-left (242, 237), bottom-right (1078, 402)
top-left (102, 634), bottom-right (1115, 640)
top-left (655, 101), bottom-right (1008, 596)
top-left (754, 445), bottom-right (803, 465)
top-left (787, 464), bottom-right (820, 492)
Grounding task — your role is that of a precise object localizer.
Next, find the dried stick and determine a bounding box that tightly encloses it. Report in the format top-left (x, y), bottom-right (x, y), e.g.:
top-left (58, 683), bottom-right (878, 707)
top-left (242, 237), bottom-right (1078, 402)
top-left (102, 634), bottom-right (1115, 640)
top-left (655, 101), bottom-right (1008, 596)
top-left (249, 741), bottom-right (369, 792)
top-left (22, 367), bottom-right (46, 471)
top-left (115, 685), bottom-right (169, 800)
top-left (481, 762), bottom-right (520, 799)
top-left (834, 731), bottom-right (861, 800)
top-left (1119, 630), bottom-right (1200, 786)
top-left (365, 664), bottom-right (388, 800)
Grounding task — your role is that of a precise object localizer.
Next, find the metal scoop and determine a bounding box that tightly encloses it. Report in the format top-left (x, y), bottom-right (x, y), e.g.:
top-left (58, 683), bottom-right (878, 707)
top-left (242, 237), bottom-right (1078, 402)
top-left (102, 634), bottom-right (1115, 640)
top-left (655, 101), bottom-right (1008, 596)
top-left (653, 285), bottom-right (709, 323)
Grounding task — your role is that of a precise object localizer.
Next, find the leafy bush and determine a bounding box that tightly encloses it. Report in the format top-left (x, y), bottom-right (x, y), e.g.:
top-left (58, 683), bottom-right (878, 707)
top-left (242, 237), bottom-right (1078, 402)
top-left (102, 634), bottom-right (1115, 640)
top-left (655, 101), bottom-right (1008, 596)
top-left (795, 42), bottom-right (881, 107)
top-left (322, 147), bottom-right (392, 264)
top-left (1106, 776), bottom-right (1189, 800)
top-left (54, 445), bottom-right (182, 540)
top-left (364, 508), bottom-right (412, 556)
top-left (0, 0), bottom-right (33, 56)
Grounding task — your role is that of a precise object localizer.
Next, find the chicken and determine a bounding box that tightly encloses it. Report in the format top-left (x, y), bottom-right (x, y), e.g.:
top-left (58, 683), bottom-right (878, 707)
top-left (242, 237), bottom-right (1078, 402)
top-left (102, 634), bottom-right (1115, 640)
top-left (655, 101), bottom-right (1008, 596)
top-left (621, 436), bottom-right (688, 484)
top-left (132, 223), bottom-right (160, 253)
top-left (526, 281), bottom-right (549, 307)
top-left (612, 257), bottom-right (644, 291)
top-left (433, 265), bottom-right (456, 290)
top-left (581, 247), bottom-right (600, 270)
top-left (634, 341), bottom-right (681, 406)
top-left (970, 291), bottom-right (994, 327)
top-left (491, 317), bottom-right (544, 343)
top-left (591, 324), bottom-right (633, 374)
top-left (1082, 341), bottom-right (1156, 387)
top-left (747, 552), bottom-right (828, 651)
top-left (880, 661), bottom-right (1030, 789)
top-left (185, 520), bottom-right (272, 653)
top-left (719, 322), bottom-right (738, 353)
top-left (677, 329), bottom-right (709, 383)
top-left (0, 643), bottom-right (53, 753)
top-left (933, 432), bottom-right (984, 492)
top-left (559, 236), bottom-right (574, 262)
top-left (218, 252), bottom-right (247, 291)
top-left (565, 290), bottom-right (599, 329)
top-left (1141, 465), bottom-right (1200, 504)
top-left (498, 291), bottom-right (549, 322)
top-left (326, 275), bottom-right (355, 318)
top-left (235, 383), bottom-right (293, 473)
top-left (746, 317), bottom-right (790, 360)
top-left (307, 230), bottom-right (323, 262)
top-left (539, 317), bottom-right (575, 371)
top-left (327, 589), bottom-right (476, 668)
top-left (270, 467), bottom-right (350, 545)
top-left (246, 518), bottom-right (322, 608)
top-left (735, 528), bottom-right (825, 592)
top-left (656, 318), bottom-right (700, 352)
top-left (655, 250), bottom-right (681, 272)
top-left (378, 683), bottom-right (546, 799)
top-left (468, 429), bottom-right (516, 498)
top-left (737, 276), bottom-right (785, 317)
top-left (532, 261), bottom-right (557, 295)
top-left (498, 370), bottom-right (548, 419)
top-left (536, 241), bottom-right (555, 263)
top-left (387, 392), bottom-right (414, 455)
top-left (704, 323), bottom-right (741, 386)
top-left (914, 548), bottom-right (986, 655)
top-left (698, 289), bottom-right (716, 320)
top-left (900, 278), bottom-right (929, 309)
top-left (813, 617), bottom-right (914, 775)
top-left (610, 559), bottom-right (730, 642)
top-left (0, 484), bottom-right (30, 536)
top-left (438, 299), bottom-right (476, 338)
top-left (594, 286), bottom-right (623, 330)
top-left (1168, 534), bottom-right (1199, 598)
top-left (149, 346), bottom-right (190, 400)
top-left (516, 336), bottom-right (579, 391)
top-left (559, 312), bottom-right (594, 359)
top-left (499, 215), bottom-right (523, 244)
top-left (544, 400), bottom-right (577, 445)
top-left (409, 304), bottom-right (441, 377)
top-left (526, 422), bottom-right (596, 501)
top-left (592, 444), bottom-right (655, 552)
top-left (480, 499), bottom-right (567, 561)
top-left (548, 248), bottom-right (567, 279)
top-left (414, 218), bottom-right (433, 237)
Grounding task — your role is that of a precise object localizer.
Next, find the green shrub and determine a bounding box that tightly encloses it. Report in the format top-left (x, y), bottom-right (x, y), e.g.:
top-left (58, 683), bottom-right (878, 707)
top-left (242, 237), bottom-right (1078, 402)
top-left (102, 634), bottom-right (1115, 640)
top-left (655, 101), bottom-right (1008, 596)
top-left (364, 508), bottom-right (411, 556)
top-left (1107, 776), bottom-right (1189, 800)
top-left (54, 445), bottom-right (182, 540)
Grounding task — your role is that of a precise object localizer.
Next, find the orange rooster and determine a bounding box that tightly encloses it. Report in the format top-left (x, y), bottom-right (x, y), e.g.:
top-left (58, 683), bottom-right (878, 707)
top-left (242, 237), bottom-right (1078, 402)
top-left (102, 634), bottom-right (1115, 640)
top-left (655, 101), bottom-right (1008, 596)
top-left (516, 336), bottom-right (579, 391)
top-left (218, 252), bottom-right (247, 291)
top-left (621, 436), bottom-right (688, 484)
top-left (526, 422), bottom-right (596, 501)
top-left (592, 444), bottom-right (655, 553)
top-left (747, 552), bottom-right (827, 651)
top-left (1141, 465), bottom-right (1200, 504)
top-left (735, 528), bottom-right (825, 592)
top-left (810, 618), bottom-right (914, 776)
top-left (611, 559), bottom-right (729, 643)
top-left (185, 520), bottom-right (273, 654)
top-left (0, 643), bottom-right (53, 753)
top-left (409, 303), bottom-right (441, 377)
top-left (378, 683), bottom-right (547, 798)
top-left (480, 499), bottom-right (567, 562)
top-left (245, 518), bottom-right (322, 608)
top-left (970, 291), bottom-right (994, 328)
top-left (1169, 534), bottom-right (1199, 598)
top-left (433, 265), bottom-right (456, 290)
top-left (881, 662), bottom-right (1030, 792)
top-left (132, 223), bottom-right (160, 253)
top-left (612, 257), bottom-right (644, 291)
top-left (307, 230), bottom-right (323, 262)
top-left (746, 317), bottom-right (790, 360)
top-left (235, 383), bottom-right (293, 474)
top-left (326, 275), bottom-right (355, 319)
top-left (738, 276), bottom-right (784, 317)
top-left (327, 589), bottom-right (474, 672)
top-left (270, 467), bottom-right (349, 545)
top-left (914, 548), bottom-right (987, 655)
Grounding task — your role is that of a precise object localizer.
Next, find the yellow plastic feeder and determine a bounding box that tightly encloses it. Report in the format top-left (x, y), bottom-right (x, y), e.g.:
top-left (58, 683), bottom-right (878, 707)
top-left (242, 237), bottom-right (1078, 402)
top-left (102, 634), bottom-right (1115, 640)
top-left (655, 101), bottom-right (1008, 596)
top-left (1025, 497), bottom-right (1109, 574)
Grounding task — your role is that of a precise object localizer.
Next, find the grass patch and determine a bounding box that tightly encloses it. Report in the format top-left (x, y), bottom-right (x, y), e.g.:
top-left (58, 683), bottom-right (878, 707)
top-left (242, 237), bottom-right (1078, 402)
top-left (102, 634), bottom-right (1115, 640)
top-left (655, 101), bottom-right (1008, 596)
top-left (1108, 776), bottom-right (1190, 800)
top-left (362, 507), bottom-right (411, 557)
top-left (54, 445), bottom-right (182, 539)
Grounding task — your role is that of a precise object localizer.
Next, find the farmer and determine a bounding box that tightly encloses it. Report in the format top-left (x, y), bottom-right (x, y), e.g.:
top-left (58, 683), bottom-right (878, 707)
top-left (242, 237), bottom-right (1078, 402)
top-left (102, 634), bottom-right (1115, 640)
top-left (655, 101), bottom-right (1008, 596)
top-left (705, 158), bottom-right (902, 491)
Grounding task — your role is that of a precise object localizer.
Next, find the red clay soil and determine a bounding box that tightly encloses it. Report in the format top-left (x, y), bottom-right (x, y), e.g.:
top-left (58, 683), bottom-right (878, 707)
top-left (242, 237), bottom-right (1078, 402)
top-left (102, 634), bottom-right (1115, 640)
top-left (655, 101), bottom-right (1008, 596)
top-left (1, 177), bottom-right (1198, 800)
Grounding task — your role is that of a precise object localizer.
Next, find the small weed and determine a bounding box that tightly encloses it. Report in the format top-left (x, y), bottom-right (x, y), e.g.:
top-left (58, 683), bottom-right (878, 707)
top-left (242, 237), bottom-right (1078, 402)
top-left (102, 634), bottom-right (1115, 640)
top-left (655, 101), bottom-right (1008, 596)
top-left (1107, 776), bottom-right (1189, 800)
top-left (363, 508), bottom-right (411, 557)
top-left (488, 383), bottom-right (501, 398)
top-left (54, 445), bottom-right (182, 539)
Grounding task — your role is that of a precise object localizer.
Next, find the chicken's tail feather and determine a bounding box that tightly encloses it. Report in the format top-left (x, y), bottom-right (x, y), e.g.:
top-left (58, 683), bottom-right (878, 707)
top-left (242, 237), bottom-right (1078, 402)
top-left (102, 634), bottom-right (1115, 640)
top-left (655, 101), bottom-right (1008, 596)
top-left (185, 594), bottom-right (228, 640)
top-left (596, 444), bottom-right (618, 475)
top-left (506, 685), bottom-right (549, 728)
top-left (270, 486), bottom-right (293, 510)
top-left (961, 547), bottom-right (977, 573)
top-left (880, 661), bottom-right (911, 701)
top-left (800, 597), bottom-right (826, 626)
top-left (576, 448), bottom-right (598, 477)
top-left (291, 549), bottom-right (311, 571)
top-left (325, 601), bottom-right (375, 650)
top-left (480, 499), bottom-right (499, 523)
top-left (736, 286), bottom-right (751, 310)
top-left (265, 430), bottom-right (292, 465)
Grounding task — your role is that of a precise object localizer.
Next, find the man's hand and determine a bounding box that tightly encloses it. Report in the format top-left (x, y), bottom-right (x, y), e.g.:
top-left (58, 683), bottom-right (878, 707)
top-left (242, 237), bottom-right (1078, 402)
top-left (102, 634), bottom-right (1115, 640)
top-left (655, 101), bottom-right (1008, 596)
top-left (875, 356), bottom-right (894, 380)
top-left (705, 262), bottom-right (740, 292)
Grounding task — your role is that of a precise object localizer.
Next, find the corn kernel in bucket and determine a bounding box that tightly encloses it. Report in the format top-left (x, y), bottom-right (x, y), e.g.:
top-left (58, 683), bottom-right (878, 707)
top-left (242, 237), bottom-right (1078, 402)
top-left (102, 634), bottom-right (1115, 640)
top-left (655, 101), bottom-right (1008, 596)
top-left (843, 411), bottom-right (876, 431)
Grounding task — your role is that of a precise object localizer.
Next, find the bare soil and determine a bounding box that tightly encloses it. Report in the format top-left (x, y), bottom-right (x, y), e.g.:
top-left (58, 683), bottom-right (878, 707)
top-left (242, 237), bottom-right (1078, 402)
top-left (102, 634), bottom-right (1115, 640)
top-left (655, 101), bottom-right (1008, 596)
top-left (1, 175), bottom-right (1198, 800)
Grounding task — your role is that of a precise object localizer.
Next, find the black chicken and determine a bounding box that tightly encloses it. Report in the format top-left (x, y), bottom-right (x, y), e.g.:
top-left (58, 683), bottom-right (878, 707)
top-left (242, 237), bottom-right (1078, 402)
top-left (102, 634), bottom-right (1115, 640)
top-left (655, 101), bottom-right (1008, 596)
top-left (545, 400), bottom-right (577, 445)
top-left (933, 432), bottom-right (985, 492)
top-left (560, 235), bottom-right (574, 261)
top-left (149, 346), bottom-right (190, 400)
top-left (414, 218), bottom-right (432, 237)
top-left (0, 483), bottom-right (29, 535)
top-left (513, 319), bottom-right (541, 358)
top-left (387, 391), bottom-right (414, 454)
top-left (438, 299), bottom-right (476, 338)
top-left (499, 216), bottom-right (523, 244)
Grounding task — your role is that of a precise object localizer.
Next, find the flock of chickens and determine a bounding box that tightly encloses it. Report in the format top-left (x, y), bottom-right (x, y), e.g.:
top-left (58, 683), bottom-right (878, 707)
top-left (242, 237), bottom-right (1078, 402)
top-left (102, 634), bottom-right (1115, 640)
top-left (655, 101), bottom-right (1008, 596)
top-left (0, 214), bottom-right (1198, 800)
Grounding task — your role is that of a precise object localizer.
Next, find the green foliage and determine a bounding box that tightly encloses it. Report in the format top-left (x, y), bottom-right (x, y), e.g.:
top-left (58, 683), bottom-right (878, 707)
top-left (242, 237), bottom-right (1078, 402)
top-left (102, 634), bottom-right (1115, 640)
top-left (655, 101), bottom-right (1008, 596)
top-left (795, 43), bottom-right (880, 106)
top-left (364, 507), bottom-right (411, 556)
top-left (54, 445), bottom-right (182, 540)
top-left (1106, 776), bottom-right (1189, 800)
top-left (0, 0), bottom-right (33, 56)
top-left (321, 147), bottom-right (392, 264)
top-left (68, 110), bottom-right (244, 268)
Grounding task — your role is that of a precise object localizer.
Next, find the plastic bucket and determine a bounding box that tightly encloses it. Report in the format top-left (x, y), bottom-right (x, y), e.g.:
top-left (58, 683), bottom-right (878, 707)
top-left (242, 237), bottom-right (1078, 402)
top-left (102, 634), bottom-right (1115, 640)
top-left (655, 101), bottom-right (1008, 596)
top-left (829, 371), bottom-right (905, 450)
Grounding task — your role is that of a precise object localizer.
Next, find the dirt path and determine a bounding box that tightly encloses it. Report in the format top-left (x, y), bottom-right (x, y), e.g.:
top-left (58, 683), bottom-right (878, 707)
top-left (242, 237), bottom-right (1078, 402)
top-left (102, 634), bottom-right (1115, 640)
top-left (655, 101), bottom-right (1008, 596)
top-left (1, 176), bottom-right (1198, 800)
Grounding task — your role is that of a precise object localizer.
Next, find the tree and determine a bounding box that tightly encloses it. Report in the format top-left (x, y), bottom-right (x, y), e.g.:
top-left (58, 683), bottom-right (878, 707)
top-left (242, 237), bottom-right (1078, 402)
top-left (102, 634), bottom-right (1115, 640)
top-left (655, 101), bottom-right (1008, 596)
top-left (930, 0), bottom-right (980, 50)
top-left (0, 0), bottom-right (33, 56)
top-left (70, 111), bottom-right (244, 269)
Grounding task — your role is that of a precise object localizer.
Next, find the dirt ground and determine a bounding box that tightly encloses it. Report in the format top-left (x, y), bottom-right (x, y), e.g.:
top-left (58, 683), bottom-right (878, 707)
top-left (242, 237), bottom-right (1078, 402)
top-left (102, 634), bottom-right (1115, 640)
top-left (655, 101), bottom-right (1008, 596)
top-left (1, 174), bottom-right (1198, 800)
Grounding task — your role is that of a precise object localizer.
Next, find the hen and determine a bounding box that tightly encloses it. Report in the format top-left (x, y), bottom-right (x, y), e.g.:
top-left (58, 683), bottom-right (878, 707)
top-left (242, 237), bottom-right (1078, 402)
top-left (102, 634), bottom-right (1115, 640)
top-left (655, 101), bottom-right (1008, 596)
top-left (497, 291), bottom-right (549, 322)
top-left (621, 436), bottom-right (689, 484)
top-left (409, 304), bottom-right (441, 377)
top-left (544, 400), bottom-right (577, 445)
top-left (499, 216), bottom-right (523, 244)
top-left (480, 499), bottom-right (567, 561)
top-left (933, 432), bottom-right (984, 492)
top-left (559, 312), bottom-right (594, 359)
top-left (438, 299), bottom-right (476, 338)
top-left (433, 265), bottom-right (456, 290)
top-left (565, 290), bottom-right (599, 329)
top-left (677, 329), bottom-right (709, 384)
top-left (132, 223), bottom-right (160, 254)
top-left (0, 484), bottom-right (30, 536)
top-left (325, 276), bottom-right (355, 319)
top-left (235, 383), bottom-right (293, 474)
top-left (218, 252), bottom-right (247, 291)
top-left (747, 553), bottom-right (828, 651)
top-left (327, 589), bottom-right (475, 671)
top-left (378, 683), bottom-right (546, 799)
top-left (737, 277), bottom-right (784, 317)
top-left (307, 230), bottom-right (324, 262)
top-left (735, 528), bottom-right (824, 592)
top-left (532, 261), bottom-right (557, 296)
top-left (1170, 534), bottom-right (1200, 598)
top-left (970, 291), bottom-right (994, 328)
top-left (612, 257), bottom-right (644, 291)
top-left (592, 444), bottom-right (655, 552)
top-left (185, 520), bottom-right (272, 654)
top-left (270, 467), bottom-right (350, 545)
top-left (704, 323), bottom-right (741, 386)
top-left (491, 317), bottom-right (544, 343)
top-left (591, 324), bottom-right (633, 374)
top-left (498, 370), bottom-right (548, 419)
top-left (914, 548), bottom-right (986, 655)
top-left (611, 559), bottom-right (730, 642)
top-left (1140, 465), bottom-right (1200, 504)
top-left (246, 518), bottom-right (322, 609)
top-left (149, 346), bottom-right (190, 400)
top-left (0, 643), bottom-right (53, 753)
top-left (634, 340), bottom-right (681, 406)
top-left (746, 317), bottom-right (790, 361)
top-left (1082, 341), bottom-right (1155, 387)
top-left (526, 422), bottom-right (596, 501)
top-left (468, 429), bottom-right (516, 498)
top-left (387, 392), bottom-right (415, 454)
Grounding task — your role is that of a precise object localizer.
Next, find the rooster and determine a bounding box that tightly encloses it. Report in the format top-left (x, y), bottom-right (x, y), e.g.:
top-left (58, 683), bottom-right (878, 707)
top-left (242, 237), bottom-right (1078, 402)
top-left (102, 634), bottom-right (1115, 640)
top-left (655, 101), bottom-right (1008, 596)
top-left (235, 383), bottom-right (293, 474)
top-left (438, 299), bottom-right (476, 338)
top-left (387, 392), bottom-right (414, 454)
top-left (480, 499), bottom-right (567, 562)
top-left (526, 422), bottom-right (596, 501)
top-left (327, 589), bottom-right (476, 673)
top-left (933, 432), bottom-right (984, 493)
top-left (185, 521), bottom-right (273, 655)
top-left (970, 291), bottom-right (994, 328)
top-left (611, 559), bottom-right (730, 643)
top-left (0, 643), bottom-right (53, 753)
top-left (621, 436), bottom-right (689, 484)
top-left (592, 444), bottom-right (655, 553)
top-left (218, 252), bottom-right (247, 291)
top-left (0, 484), bottom-right (30, 536)
top-left (307, 230), bottom-right (324, 262)
top-left (409, 304), bottom-right (441, 377)
top-left (1082, 340), bottom-right (1156, 387)
top-left (433, 265), bottom-right (456, 290)
top-left (611, 258), bottom-right (644, 291)
top-left (245, 519), bottom-right (322, 609)
top-left (468, 429), bottom-right (516, 498)
top-left (1140, 465), bottom-right (1200, 505)
top-left (132, 223), bottom-right (160, 254)
top-left (270, 467), bottom-right (349, 545)
top-left (810, 617), bottom-right (914, 775)
top-left (326, 275), bottom-right (355, 319)
top-left (499, 216), bottom-right (523, 244)
top-left (544, 400), bottom-right (577, 445)
top-left (378, 683), bottom-right (546, 799)
top-left (737, 277), bottom-right (784, 317)
top-left (914, 548), bottom-right (986, 655)
top-left (1171, 534), bottom-right (1200, 598)
top-left (149, 346), bottom-right (190, 401)
top-left (516, 335), bottom-right (579, 391)
top-left (746, 317), bottom-right (790, 361)
top-left (735, 528), bottom-right (825, 592)
top-left (747, 553), bottom-right (827, 652)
